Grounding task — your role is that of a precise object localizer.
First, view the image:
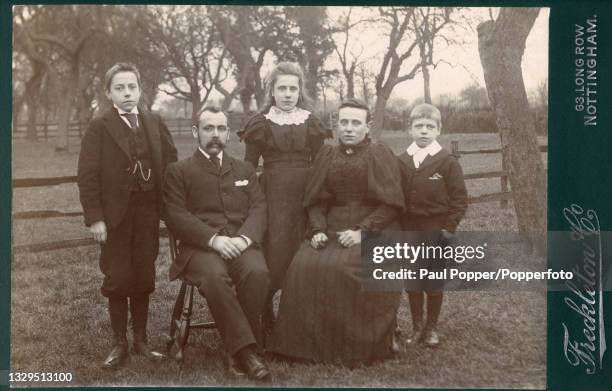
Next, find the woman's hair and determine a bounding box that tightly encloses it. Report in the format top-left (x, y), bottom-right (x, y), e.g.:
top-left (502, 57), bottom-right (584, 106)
top-left (338, 98), bottom-right (372, 123)
top-left (259, 62), bottom-right (313, 113)
top-left (409, 103), bottom-right (442, 128)
top-left (104, 62), bottom-right (142, 93)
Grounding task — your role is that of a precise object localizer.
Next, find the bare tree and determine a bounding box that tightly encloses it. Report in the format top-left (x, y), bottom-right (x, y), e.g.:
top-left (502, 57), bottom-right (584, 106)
top-left (371, 7), bottom-right (420, 137)
top-left (478, 7), bottom-right (545, 252)
top-left (12, 10), bottom-right (49, 141)
top-left (94, 6), bottom-right (167, 114)
top-left (328, 7), bottom-right (371, 99)
top-left (14, 5), bottom-right (100, 150)
top-left (277, 6), bottom-right (336, 102)
top-left (210, 6), bottom-right (285, 112)
top-left (138, 6), bottom-right (229, 123)
top-left (535, 78), bottom-right (548, 108)
top-left (412, 7), bottom-right (455, 103)
top-left (370, 6), bottom-right (464, 137)
top-left (356, 64), bottom-right (374, 105)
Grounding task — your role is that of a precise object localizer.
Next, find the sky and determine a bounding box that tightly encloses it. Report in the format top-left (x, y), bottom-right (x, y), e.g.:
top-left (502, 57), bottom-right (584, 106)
top-left (154, 6), bottom-right (549, 110)
top-left (379, 7), bottom-right (550, 102)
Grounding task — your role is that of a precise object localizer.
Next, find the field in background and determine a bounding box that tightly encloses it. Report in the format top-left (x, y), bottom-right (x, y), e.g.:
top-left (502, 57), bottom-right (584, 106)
top-left (10, 132), bottom-right (547, 388)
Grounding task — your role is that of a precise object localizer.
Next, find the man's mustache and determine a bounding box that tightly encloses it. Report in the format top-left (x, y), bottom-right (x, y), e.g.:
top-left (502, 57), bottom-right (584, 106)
top-left (205, 139), bottom-right (224, 148)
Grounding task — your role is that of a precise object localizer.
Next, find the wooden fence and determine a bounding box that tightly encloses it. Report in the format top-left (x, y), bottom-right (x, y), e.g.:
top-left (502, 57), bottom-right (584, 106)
top-left (12, 122), bottom-right (86, 140)
top-left (12, 140), bottom-right (547, 253)
top-left (13, 117), bottom-right (238, 139)
top-left (451, 141), bottom-right (547, 208)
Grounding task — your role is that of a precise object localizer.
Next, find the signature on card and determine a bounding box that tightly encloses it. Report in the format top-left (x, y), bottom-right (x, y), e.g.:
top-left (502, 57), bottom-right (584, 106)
top-left (561, 204), bottom-right (606, 374)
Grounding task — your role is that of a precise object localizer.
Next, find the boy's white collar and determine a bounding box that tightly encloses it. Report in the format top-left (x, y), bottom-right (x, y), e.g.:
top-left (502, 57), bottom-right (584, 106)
top-left (114, 104), bottom-right (139, 115)
top-left (406, 140), bottom-right (442, 156)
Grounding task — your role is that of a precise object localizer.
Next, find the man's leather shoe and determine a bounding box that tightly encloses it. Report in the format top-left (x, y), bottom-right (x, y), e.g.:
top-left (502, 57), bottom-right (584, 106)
top-left (235, 346), bottom-right (270, 381)
top-left (224, 352), bottom-right (246, 377)
top-left (102, 337), bottom-right (128, 368)
top-left (134, 338), bottom-right (165, 361)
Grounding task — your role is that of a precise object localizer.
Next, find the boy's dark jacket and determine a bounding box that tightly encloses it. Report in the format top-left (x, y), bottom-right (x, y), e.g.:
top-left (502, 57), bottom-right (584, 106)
top-left (77, 108), bottom-right (178, 228)
top-left (398, 148), bottom-right (468, 232)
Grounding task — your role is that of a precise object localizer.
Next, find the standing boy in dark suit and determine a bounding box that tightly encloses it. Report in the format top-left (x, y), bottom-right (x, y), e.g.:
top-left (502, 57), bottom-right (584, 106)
top-left (163, 108), bottom-right (271, 381)
top-left (77, 62), bottom-right (177, 367)
top-left (398, 103), bottom-right (468, 347)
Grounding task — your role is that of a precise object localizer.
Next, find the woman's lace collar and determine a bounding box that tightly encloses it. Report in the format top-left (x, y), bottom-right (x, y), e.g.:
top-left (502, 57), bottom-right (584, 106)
top-left (264, 106), bottom-right (311, 125)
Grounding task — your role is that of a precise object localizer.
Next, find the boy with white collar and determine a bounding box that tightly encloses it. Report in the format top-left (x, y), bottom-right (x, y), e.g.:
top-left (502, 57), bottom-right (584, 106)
top-left (397, 103), bottom-right (468, 347)
top-left (78, 63), bottom-right (177, 367)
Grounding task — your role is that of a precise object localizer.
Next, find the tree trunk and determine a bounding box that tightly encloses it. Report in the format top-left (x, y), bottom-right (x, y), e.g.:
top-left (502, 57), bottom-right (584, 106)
top-left (25, 95), bottom-right (40, 141)
top-left (240, 90), bottom-right (253, 113)
top-left (55, 80), bottom-right (77, 151)
top-left (372, 89), bottom-right (391, 140)
top-left (422, 63), bottom-right (432, 104)
top-left (24, 61), bottom-right (46, 141)
top-left (346, 72), bottom-right (355, 99)
top-left (477, 8), bottom-right (545, 253)
top-left (362, 78), bottom-right (370, 105)
top-left (221, 95), bottom-right (233, 112)
top-left (304, 64), bottom-right (319, 101)
top-left (191, 100), bottom-right (202, 126)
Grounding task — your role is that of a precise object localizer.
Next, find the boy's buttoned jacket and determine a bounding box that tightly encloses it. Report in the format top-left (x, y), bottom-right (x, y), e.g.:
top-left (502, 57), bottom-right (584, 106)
top-left (398, 149), bottom-right (468, 232)
top-left (77, 108), bottom-right (178, 228)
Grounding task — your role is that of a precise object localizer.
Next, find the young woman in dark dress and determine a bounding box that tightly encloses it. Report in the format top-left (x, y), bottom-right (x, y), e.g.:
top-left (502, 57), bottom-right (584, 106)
top-left (268, 99), bottom-right (405, 366)
top-left (238, 62), bottom-right (331, 325)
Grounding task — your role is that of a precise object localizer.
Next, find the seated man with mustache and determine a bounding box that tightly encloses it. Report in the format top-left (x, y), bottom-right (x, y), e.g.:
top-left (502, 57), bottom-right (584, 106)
top-left (163, 107), bottom-right (271, 381)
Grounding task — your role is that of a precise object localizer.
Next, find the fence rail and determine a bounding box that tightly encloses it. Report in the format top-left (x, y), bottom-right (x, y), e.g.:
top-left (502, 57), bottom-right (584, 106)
top-left (454, 145), bottom-right (547, 154)
top-left (13, 139), bottom-right (546, 253)
top-left (13, 176), bottom-right (78, 188)
top-left (13, 227), bottom-right (170, 254)
top-left (13, 119), bottom-right (216, 139)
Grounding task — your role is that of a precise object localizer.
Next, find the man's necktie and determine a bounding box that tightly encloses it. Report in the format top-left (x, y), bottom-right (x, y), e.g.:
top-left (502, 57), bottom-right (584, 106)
top-left (121, 113), bottom-right (138, 129)
top-left (210, 155), bottom-right (221, 171)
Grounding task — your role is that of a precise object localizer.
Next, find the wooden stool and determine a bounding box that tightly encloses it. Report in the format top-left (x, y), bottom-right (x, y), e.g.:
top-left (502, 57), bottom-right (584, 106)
top-left (165, 233), bottom-right (216, 364)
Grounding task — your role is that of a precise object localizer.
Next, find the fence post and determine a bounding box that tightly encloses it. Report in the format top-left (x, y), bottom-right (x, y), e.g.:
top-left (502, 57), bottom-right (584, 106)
top-left (500, 153), bottom-right (509, 209)
top-left (451, 140), bottom-right (459, 157)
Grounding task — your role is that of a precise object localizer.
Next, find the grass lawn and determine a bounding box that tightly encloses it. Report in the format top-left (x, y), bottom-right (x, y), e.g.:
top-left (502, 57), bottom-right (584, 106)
top-left (10, 131), bottom-right (547, 388)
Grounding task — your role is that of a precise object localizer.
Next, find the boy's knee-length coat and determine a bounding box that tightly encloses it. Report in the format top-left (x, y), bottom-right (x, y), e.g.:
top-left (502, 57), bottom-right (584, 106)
top-left (77, 108), bottom-right (178, 228)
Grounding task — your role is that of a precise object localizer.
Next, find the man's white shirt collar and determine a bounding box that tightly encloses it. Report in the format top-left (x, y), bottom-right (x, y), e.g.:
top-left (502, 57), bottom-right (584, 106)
top-left (406, 140), bottom-right (442, 157)
top-left (198, 147), bottom-right (223, 164)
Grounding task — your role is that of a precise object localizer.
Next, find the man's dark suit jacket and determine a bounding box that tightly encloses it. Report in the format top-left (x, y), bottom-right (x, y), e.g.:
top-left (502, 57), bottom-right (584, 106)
top-left (163, 151), bottom-right (267, 280)
top-left (77, 108), bottom-right (178, 228)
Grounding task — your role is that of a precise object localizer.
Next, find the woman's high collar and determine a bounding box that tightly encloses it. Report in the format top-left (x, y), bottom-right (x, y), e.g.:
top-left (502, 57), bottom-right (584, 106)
top-left (338, 138), bottom-right (371, 155)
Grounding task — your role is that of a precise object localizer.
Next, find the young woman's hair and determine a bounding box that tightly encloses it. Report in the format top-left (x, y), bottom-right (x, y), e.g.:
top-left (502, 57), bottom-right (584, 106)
top-left (104, 62), bottom-right (142, 93)
top-left (259, 62), bottom-right (314, 114)
top-left (409, 103), bottom-right (442, 128)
